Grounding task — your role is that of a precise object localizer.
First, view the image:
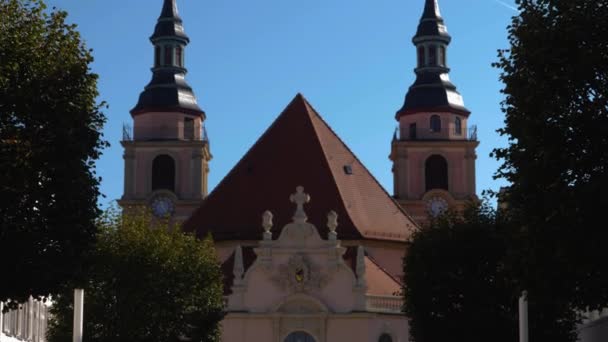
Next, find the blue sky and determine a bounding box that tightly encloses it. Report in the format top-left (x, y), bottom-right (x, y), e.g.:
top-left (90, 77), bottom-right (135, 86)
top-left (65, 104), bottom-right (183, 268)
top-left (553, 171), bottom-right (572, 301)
top-left (48, 0), bottom-right (516, 207)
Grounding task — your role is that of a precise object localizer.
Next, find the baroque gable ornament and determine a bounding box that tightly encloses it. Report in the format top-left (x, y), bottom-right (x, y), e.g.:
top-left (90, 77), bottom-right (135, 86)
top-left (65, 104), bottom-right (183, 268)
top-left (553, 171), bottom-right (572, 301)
top-left (279, 186), bottom-right (317, 241)
top-left (271, 254), bottom-right (328, 293)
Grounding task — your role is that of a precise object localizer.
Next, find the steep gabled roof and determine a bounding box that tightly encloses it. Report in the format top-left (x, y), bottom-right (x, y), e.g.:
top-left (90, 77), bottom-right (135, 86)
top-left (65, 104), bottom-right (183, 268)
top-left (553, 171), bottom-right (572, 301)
top-left (183, 94), bottom-right (417, 241)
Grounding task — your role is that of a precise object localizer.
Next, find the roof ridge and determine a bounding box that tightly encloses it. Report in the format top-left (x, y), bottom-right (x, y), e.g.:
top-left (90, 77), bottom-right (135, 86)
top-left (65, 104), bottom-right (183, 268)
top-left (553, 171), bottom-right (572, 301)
top-left (183, 94), bottom-right (354, 235)
top-left (303, 98), bottom-right (420, 236)
top-left (294, 95), bottom-right (362, 237)
top-left (182, 101), bottom-right (292, 232)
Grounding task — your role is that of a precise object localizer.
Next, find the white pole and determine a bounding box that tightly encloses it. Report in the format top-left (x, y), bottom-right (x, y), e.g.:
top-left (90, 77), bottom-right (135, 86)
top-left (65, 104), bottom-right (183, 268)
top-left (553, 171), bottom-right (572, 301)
top-left (519, 291), bottom-right (529, 342)
top-left (73, 289), bottom-right (84, 342)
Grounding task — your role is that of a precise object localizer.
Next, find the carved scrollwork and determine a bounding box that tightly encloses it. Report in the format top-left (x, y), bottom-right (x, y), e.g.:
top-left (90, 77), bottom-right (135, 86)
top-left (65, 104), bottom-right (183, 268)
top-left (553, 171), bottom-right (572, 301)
top-left (271, 254), bottom-right (328, 293)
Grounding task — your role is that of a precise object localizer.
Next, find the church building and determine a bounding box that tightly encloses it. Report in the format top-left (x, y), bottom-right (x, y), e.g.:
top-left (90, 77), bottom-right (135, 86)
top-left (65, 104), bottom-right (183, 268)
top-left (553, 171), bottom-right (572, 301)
top-left (119, 0), bottom-right (477, 341)
top-left (1, 1), bottom-right (607, 342)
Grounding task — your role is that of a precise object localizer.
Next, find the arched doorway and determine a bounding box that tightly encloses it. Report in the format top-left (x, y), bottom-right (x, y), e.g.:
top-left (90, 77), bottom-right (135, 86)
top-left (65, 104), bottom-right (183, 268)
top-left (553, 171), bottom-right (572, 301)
top-left (284, 331), bottom-right (316, 342)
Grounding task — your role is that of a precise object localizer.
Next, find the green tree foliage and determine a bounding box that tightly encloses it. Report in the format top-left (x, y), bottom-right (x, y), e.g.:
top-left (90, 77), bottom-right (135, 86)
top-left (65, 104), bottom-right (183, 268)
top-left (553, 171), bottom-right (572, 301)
top-left (47, 209), bottom-right (225, 342)
top-left (493, 0), bottom-right (608, 316)
top-left (403, 204), bottom-right (518, 342)
top-left (0, 0), bottom-right (107, 305)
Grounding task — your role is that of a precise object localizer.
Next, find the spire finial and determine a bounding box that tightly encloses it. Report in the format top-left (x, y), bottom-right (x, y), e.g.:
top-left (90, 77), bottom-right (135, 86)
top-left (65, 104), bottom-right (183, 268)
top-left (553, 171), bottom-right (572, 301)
top-left (413, 0), bottom-right (450, 43)
top-left (160, 0), bottom-right (179, 19)
top-left (422, 0), bottom-right (442, 20)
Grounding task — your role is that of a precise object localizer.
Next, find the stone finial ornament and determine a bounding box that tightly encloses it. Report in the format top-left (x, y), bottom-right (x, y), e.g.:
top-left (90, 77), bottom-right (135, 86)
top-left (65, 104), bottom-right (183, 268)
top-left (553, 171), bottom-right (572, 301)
top-left (289, 186), bottom-right (310, 224)
top-left (327, 210), bottom-right (338, 240)
top-left (233, 245), bottom-right (244, 285)
top-left (262, 210), bottom-right (273, 240)
top-left (356, 245), bottom-right (366, 287)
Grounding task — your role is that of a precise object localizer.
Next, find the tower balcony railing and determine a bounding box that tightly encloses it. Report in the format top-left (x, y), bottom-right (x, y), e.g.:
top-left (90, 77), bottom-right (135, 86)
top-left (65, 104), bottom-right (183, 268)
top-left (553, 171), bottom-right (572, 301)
top-left (365, 295), bottom-right (404, 314)
top-left (122, 123), bottom-right (209, 143)
top-left (395, 124), bottom-right (478, 142)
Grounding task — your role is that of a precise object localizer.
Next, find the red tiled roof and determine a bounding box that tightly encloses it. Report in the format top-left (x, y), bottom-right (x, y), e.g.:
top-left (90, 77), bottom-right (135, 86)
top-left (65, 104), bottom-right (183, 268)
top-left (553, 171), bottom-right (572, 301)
top-left (183, 94), bottom-right (417, 241)
top-left (343, 246), bottom-right (403, 295)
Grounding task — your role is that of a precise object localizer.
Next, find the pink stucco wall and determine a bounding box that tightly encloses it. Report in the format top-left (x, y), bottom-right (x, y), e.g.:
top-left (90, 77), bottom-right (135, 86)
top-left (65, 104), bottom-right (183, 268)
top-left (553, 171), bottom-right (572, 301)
top-left (134, 111), bottom-right (202, 141)
top-left (399, 112), bottom-right (468, 141)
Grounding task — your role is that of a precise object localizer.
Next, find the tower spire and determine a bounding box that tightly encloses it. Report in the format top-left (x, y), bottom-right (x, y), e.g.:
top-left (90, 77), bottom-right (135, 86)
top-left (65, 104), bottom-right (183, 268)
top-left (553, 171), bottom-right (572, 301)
top-left (131, 0), bottom-right (204, 118)
top-left (414, 0), bottom-right (450, 43)
top-left (396, 0), bottom-right (469, 118)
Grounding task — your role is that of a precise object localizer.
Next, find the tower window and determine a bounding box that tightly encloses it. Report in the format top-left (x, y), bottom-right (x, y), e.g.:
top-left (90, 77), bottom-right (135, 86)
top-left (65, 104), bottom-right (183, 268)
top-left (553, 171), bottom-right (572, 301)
top-left (430, 115), bottom-right (441, 132)
top-left (164, 46), bottom-right (172, 66)
top-left (379, 334), bottom-right (393, 342)
top-left (428, 45), bottom-right (437, 66)
top-left (184, 117), bottom-right (194, 140)
top-left (417, 46), bottom-right (425, 67)
top-left (175, 46), bottom-right (183, 67)
top-left (154, 46), bottom-right (161, 67)
top-left (425, 154), bottom-right (448, 191)
top-left (439, 45), bottom-right (446, 66)
top-left (455, 117), bottom-right (462, 135)
top-left (409, 123), bottom-right (417, 140)
top-left (152, 154), bottom-right (175, 192)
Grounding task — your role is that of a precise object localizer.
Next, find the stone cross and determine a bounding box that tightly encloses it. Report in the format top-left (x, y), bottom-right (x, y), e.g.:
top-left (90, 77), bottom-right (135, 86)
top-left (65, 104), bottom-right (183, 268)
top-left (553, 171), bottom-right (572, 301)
top-left (290, 186), bottom-right (310, 224)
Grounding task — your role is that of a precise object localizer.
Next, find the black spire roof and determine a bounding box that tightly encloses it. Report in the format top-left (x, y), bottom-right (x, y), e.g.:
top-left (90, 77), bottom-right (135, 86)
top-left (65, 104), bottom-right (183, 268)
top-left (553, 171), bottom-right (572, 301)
top-left (131, 0), bottom-right (204, 117)
top-left (413, 0), bottom-right (451, 43)
top-left (150, 0), bottom-right (189, 43)
top-left (396, 0), bottom-right (470, 118)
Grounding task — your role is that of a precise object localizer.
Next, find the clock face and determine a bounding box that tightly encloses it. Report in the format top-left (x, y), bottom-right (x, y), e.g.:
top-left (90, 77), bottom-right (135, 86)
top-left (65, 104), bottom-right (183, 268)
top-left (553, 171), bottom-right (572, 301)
top-left (150, 196), bottom-right (174, 218)
top-left (427, 197), bottom-right (448, 217)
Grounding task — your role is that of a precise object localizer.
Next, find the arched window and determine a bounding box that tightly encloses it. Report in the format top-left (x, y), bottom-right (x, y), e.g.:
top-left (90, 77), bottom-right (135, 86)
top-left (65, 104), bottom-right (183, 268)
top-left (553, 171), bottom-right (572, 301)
top-left (164, 46), bottom-right (172, 66)
top-left (175, 46), bottom-right (183, 67)
top-left (284, 331), bottom-right (315, 342)
top-left (430, 115), bottom-right (441, 132)
top-left (439, 45), bottom-right (446, 66)
top-left (455, 117), bottom-right (462, 135)
top-left (154, 46), bottom-right (161, 67)
top-left (425, 154), bottom-right (448, 191)
top-left (379, 333), bottom-right (393, 342)
top-left (152, 154), bottom-right (175, 192)
top-left (428, 45), bottom-right (437, 66)
top-left (417, 46), bottom-right (425, 67)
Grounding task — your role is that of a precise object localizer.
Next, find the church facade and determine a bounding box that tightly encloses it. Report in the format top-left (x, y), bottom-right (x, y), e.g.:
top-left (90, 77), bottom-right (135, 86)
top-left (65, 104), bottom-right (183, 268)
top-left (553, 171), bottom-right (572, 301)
top-left (117, 0), bottom-right (477, 341)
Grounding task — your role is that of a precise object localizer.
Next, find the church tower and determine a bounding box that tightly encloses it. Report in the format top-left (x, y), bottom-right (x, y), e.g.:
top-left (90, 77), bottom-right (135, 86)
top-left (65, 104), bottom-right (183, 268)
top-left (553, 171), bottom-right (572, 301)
top-left (119, 0), bottom-right (210, 221)
top-left (390, 0), bottom-right (479, 224)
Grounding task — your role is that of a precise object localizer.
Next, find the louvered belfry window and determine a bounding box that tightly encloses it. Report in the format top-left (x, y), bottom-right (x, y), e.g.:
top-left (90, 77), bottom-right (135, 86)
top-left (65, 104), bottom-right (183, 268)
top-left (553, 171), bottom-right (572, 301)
top-left (425, 154), bottom-right (448, 191)
top-left (152, 155), bottom-right (175, 192)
